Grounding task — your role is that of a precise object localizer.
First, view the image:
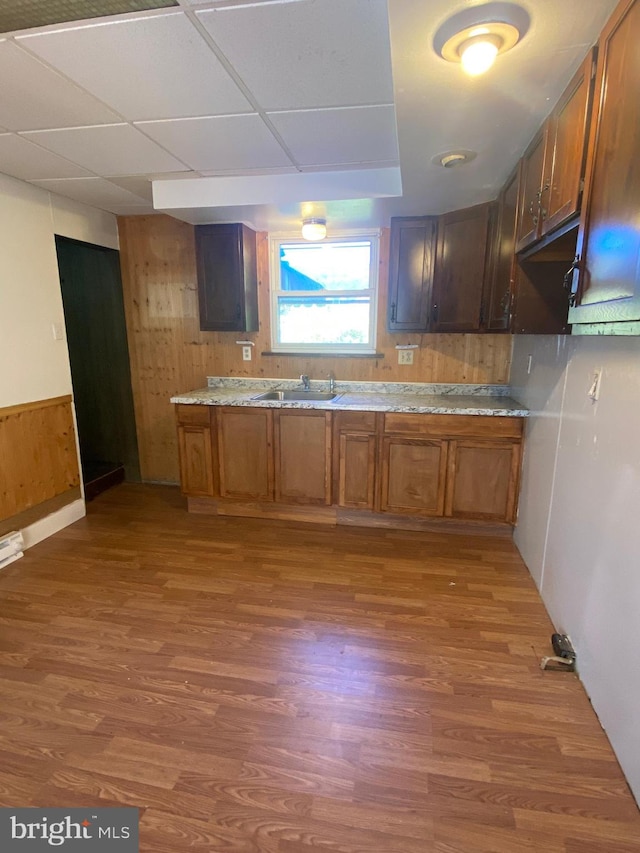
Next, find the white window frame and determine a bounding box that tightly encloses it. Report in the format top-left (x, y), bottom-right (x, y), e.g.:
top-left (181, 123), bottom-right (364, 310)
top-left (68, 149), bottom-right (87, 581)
top-left (269, 229), bottom-right (380, 354)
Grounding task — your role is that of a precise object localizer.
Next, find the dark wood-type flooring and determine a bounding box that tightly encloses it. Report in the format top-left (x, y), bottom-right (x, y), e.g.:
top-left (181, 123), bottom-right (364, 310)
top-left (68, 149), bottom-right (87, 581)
top-left (0, 484), bottom-right (638, 851)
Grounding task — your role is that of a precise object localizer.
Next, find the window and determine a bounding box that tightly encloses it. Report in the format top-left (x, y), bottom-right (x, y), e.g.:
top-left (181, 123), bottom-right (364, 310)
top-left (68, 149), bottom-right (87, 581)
top-left (270, 231), bottom-right (379, 353)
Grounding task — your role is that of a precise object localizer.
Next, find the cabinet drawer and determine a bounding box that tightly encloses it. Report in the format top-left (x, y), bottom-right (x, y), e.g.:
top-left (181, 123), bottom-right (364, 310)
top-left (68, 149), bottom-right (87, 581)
top-left (175, 404), bottom-right (211, 426)
top-left (384, 413), bottom-right (523, 439)
top-left (334, 410), bottom-right (377, 433)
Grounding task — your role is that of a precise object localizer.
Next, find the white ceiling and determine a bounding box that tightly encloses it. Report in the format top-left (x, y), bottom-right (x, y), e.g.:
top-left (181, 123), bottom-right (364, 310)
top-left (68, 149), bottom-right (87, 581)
top-left (0, 0), bottom-right (619, 229)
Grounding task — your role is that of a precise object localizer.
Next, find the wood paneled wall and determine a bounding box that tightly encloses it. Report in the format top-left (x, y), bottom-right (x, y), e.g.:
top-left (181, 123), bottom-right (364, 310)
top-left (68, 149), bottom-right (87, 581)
top-left (0, 396), bottom-right (80, 522)
top-left (118, 215), bottom-right (513, 483)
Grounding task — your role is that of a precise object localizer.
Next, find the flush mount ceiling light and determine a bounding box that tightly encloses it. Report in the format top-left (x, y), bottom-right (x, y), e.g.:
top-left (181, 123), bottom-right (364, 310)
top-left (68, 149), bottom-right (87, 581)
top-left (433, 2), bottom-right (530, 77)
top-left (432, 150), bottom-right (477, 168)
top-left (301, 218), bottom-right (327, 241)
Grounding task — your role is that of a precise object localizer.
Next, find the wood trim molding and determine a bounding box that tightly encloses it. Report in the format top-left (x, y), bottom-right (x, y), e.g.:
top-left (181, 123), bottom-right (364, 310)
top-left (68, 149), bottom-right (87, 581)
top-left (0, 394), bottom-right (72, 420)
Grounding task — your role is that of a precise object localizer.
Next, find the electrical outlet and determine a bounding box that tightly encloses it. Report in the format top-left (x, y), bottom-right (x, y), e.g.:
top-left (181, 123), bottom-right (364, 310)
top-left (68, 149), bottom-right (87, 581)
top-left (242, 346), bottom-right (252, 362)
top-left (398, 349), bottom-right (414, 365)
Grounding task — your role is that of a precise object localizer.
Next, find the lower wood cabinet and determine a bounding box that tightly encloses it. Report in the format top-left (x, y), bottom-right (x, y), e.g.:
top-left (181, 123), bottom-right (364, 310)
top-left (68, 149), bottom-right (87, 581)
top-left (176, 405), bottom-right (524, 526)
top-left (273, 410), bottom-right (332, 505)
top-left (446, 439), bottom-right (521, 522)
top-left (381, 437), bottom-right (447, 516)
top-left (217, 407), bottom-right (273, 500)
top-left (333, 411), bottom-right (378, 510)
top-left (175, 404), bottom-right (215, 497)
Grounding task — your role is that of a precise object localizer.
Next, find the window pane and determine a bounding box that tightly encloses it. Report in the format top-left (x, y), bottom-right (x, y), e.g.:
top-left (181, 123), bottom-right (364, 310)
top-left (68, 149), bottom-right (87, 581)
top-left (280, 242), bottom-right (371, 292)
top-left (278, 296), bottom-right (371, 345)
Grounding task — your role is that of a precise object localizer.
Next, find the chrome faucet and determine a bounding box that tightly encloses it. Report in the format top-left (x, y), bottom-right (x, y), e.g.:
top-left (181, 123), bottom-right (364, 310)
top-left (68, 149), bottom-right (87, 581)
top-left (327, 372), bottom-right (336, 393)
top-left (300, 374), bottom-right (311, 391)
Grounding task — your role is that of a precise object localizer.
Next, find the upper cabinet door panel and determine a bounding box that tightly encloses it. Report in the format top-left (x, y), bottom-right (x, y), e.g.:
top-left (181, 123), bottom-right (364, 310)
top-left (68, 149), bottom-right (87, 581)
top-left (387, 216), bottom-right (437, 332)
top-left (570, 0), bottom-right (640, 326)
top-left (486, 167), bottom-right (519, 331)
top-left (541, 49), bottom-right (596, 237)
top-left (515, 130), bottom-right (547, 252)
top-left (196, 223), bottom-right (258, 332)
top-left (432, 203), bottom-right (492, 332)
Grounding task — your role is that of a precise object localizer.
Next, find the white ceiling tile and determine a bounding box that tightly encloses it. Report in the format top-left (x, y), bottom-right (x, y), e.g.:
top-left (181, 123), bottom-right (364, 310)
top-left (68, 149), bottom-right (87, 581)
top-left (18, 13), bottom-right (252, 120)
top-left (31, 177), bottom-right (152, 213)
top-left (0, 41), bottom-right (121, 131)
top-left (268, 106), bottom-right (399, 167)
top-left (196, 0), bottom-right (394, 110)
top-left (105, 171), bottom-right (200, 202)
top-left (136, 115), bottom-right (292, 172)
top-left (22, 124), bottom-right (188, 175)
top-left (0, 133), bottom-right (92, 180)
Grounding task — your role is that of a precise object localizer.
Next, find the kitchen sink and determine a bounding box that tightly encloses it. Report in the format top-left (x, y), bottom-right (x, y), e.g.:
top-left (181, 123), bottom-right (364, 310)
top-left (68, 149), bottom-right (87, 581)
top-left (250, 390), bottom-right (341, 402)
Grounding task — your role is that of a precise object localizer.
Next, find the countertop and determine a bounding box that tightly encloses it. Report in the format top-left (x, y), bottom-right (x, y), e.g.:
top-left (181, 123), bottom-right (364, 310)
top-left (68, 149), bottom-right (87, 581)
top-left (171, 378), bottom-right (528, 417)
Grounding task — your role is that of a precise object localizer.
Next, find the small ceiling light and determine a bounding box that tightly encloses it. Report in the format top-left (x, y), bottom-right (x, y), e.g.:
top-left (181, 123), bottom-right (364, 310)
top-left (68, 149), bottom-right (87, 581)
top-left (301, 218), bottom-right (327, 241)
top-left (432, 150), bottom-right (477, 168)
top-left (433, 3), bottom-right (529, 77)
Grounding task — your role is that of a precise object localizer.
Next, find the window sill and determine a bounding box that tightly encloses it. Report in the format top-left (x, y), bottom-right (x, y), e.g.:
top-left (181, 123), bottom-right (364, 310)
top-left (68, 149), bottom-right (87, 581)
top-left (262, 351), bottom-right (385, 359)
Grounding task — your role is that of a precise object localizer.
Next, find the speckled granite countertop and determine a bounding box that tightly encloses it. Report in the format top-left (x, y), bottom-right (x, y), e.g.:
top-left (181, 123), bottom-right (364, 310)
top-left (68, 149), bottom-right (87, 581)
top-left (171, 378), bottom-right (528, 417)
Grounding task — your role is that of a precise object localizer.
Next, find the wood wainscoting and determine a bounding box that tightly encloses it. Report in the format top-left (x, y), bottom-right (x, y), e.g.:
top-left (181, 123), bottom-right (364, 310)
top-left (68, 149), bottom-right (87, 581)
top-left (0, 395), bottom-right (81, 532)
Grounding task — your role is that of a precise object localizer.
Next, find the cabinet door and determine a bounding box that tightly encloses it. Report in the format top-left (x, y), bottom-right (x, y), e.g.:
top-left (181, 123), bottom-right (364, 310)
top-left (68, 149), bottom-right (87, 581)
top-left (570, 0), bottom-right (640, 326)
top-left (387, 217), bottom-right (437, 331)
top-left (541, 50), bottom-right (595, 237)
top-left (445, 440), bottom-right (521, 523)
top-left (217, 407), bottom-right (273, 500)
top-left (486, 167), bottom-right (519, 331)
top-left (335, 432), bottom-right (377, 509)
top-left (273, 410), bottom-right (332, 505)
top-left (515, 130), bottom-right (547, 252)
top-left (196, 223), bottom-right (258, 332)
top-left (177, 425), bottom-right (215, 497)
top-left (431, 203), bottom-right (492, 332)
top-left (380, 437), bottom-right (447, 516)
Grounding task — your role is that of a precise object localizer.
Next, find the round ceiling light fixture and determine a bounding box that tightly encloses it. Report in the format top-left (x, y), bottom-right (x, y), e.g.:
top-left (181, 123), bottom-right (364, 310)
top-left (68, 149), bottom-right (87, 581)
top-left (432, 150), bottom-right (477, 168)
top-left (301, 218), bottom-right (327, 241)
top-left (433, 2), bottom-right (530, 77)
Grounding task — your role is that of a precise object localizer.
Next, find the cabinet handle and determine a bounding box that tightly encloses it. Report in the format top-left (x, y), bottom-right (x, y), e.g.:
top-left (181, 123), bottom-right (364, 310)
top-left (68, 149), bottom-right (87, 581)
top-left (541, 207), bottom-right (548, 221)
top-left (390, 301), bottom-right (397, 323)
top-left (432, 304), bottom-right (439, 324)
top-left (563, 255), bottom-right (580, 303)
top-left (528, 200), bottom-right (539, 226)
top-left (235, 304), bottom-right (241, 320)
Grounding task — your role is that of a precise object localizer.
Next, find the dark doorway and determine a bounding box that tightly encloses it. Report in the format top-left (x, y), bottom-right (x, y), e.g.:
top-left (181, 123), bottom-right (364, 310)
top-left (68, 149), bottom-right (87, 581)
top-left (56, 236), bottom-right (140, 499)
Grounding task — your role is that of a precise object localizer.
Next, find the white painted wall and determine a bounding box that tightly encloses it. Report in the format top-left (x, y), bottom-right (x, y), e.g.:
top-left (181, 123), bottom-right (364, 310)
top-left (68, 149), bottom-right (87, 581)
top-left (511, 334), bottom-right (640, 802)
top-left (0, 172), bottom-right (119, 541)
top-left (0, 172), bottom-right (118, 409)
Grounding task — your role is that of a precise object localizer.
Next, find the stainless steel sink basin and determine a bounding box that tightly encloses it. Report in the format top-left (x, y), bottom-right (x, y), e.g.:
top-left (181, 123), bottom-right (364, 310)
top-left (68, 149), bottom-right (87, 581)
top-left (251, 390), bottom-right (341, 402)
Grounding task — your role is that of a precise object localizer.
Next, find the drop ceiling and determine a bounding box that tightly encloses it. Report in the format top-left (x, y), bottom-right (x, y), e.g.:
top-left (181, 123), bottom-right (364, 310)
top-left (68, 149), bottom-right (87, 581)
top-left (0, 0), bottom-right (620, 230)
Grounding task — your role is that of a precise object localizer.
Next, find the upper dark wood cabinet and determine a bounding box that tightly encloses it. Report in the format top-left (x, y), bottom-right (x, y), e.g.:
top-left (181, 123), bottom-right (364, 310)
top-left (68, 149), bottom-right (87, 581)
top-left (431, 202), bottom-right (493, 332)
top-left (387, 216), bottom-right (437, 332)
top-left (570, 0), bottom-right (640, 329)
top-left (540, 49), bottom-right (596, 237)
top-left (486, 167), bottom-right (519, 331)
top-left (516, 50), bottom-right (595, 254)
top-left (195, 223), bottom-right (258, 332)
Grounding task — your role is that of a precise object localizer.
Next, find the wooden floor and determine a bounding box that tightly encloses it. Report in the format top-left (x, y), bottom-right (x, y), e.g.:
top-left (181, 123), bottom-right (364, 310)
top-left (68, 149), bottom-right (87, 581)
top-left (0, 484), bottom-right (638, 852)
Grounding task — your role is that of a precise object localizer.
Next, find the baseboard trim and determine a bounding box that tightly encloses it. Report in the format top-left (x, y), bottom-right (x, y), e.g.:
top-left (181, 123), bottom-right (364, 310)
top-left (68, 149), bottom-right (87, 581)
top-left (186, 496), bottom-right (512, 536)
top-left (21, 498), bottom-right (86, 549)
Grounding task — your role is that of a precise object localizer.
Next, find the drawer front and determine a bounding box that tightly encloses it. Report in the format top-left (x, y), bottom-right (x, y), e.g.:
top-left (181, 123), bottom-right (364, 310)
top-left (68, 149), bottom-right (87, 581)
top-left (334, 410), bottom-right (378, 433)
top-left (384, 412), bottom-right (523, 439)
top-left (175, 404), bottom-right (211, 426)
